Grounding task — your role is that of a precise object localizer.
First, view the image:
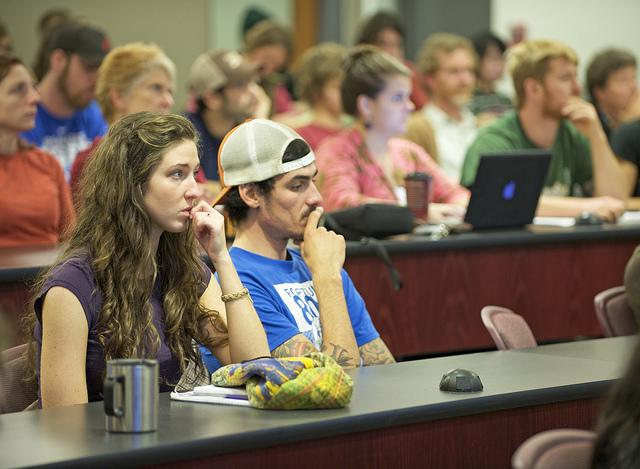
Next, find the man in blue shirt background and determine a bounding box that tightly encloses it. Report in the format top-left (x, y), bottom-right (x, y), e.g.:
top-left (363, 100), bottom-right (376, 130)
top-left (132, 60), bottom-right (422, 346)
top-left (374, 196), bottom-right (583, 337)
top-left (21, 22), bottom-right (109, 179)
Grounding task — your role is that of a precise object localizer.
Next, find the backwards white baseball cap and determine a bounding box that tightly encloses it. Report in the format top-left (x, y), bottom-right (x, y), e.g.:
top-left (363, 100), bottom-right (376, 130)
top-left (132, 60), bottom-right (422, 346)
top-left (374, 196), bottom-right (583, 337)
top-left (211, 119), bottom-right (315, 205)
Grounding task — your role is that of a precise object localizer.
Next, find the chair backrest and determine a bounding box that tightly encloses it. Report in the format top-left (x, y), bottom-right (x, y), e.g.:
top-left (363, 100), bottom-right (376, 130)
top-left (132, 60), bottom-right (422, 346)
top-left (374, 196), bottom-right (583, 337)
top-left (0, 344), bottom-right (39, 414)
top-left (594, 286), bottom-right (637, 337)
top-left (512, 428), bottom-right (596, 469)
top-left (481, 305), bottom-right (537, 350)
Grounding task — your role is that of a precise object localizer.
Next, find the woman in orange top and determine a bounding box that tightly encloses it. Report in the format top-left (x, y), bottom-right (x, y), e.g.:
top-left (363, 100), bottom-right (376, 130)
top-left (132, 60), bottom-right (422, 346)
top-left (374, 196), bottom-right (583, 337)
top-left (0, 53), bottom-right (74, 248)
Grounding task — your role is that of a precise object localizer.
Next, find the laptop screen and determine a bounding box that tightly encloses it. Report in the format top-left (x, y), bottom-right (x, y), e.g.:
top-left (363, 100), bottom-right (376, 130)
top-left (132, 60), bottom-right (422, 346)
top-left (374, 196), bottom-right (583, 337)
top-left (464, 150), bottom-right (552, 230)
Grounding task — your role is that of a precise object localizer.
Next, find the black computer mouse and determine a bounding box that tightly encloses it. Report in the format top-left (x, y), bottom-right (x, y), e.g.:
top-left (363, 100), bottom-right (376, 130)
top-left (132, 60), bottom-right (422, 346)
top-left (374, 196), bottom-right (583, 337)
top-left (439, 368), bottom-right (483, 393)
top-left (575, 211), bottom-right (604, 226)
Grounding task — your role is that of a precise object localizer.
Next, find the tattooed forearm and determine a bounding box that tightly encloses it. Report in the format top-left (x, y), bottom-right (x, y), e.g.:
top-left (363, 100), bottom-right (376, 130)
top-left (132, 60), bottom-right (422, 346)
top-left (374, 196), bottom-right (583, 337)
top-left (322, 342), bottom-right (357, 369)
top-left (272, 335), bottom-right (317, 358)
top-left (360, 338), bottom-right (395, 366)
top-left (272, 335), bottom-right (358, 369)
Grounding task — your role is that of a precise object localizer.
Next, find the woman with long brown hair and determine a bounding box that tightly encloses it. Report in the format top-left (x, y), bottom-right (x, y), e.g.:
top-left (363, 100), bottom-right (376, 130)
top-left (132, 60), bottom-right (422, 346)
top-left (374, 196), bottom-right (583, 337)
top-left (27, 111), bottom-right (269, 408)
top-left (592, 337), bottom-right (640, 468)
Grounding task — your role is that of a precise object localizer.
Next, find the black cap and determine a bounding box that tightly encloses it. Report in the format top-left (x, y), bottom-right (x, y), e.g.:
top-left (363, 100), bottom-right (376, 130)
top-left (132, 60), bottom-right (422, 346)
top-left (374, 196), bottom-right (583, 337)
top-left (50, 23), bottom-right (110, 66)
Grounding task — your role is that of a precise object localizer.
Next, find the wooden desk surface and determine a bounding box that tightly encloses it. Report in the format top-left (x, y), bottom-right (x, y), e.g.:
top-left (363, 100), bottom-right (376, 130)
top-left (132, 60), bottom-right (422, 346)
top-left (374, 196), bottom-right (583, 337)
top-left (0, 336), bottom-right (635, 469)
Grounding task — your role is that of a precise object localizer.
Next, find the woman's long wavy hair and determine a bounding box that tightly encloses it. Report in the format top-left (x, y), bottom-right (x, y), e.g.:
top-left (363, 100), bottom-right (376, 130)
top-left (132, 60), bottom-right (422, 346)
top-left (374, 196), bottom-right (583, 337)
top-left (591, 339), bottom-right (640, 468)
top-left (25, 112), bottom-right (227, 382)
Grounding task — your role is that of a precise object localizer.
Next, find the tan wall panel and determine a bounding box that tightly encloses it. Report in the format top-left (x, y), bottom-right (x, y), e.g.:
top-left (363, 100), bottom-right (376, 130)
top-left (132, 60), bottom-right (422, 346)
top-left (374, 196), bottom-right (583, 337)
top-left (2, 0), bottom-right (210, 110)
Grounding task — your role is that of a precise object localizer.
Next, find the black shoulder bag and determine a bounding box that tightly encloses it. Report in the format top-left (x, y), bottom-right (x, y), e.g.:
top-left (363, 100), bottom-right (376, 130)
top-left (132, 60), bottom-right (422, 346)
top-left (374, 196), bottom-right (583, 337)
top-left (323, 204), bottom-right (414, 291)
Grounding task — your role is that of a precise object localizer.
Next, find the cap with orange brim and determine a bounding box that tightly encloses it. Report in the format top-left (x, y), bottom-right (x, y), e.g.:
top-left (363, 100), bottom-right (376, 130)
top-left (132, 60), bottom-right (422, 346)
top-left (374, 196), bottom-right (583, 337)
top-left (211, 119), bottom-right (315, 207)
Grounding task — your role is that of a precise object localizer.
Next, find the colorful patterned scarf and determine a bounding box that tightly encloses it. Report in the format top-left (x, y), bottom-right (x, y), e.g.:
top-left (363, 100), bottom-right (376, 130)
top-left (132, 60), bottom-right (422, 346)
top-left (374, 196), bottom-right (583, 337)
top-left (211, 352), bottom-right (353, 409)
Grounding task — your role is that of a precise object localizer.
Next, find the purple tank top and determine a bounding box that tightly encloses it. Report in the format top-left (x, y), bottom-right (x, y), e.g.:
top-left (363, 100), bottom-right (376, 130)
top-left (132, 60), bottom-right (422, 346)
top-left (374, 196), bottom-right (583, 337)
top-left (34, 254), bottom-right (212, 402)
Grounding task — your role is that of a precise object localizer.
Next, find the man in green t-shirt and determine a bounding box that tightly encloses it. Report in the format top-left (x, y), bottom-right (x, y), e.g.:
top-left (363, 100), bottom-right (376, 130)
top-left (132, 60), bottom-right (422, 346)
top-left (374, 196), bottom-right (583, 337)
top-left (461, 39), bottom-right (628, 221)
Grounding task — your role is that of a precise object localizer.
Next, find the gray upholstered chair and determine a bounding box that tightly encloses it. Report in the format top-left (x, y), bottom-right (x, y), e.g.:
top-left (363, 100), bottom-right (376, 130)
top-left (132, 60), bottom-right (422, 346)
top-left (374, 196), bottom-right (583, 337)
top-left (594, 286), bottom-right (638, 337)
top-left (512, 428), bottom-right (595, 469)
top-left (481, 305), bottom-right (537, 350)
top-left (0, 343), bottom-right (38, 414)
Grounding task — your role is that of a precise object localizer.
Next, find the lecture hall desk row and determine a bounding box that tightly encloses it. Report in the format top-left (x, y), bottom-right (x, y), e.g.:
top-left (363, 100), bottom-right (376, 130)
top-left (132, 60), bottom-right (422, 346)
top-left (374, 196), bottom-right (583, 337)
top-left (0, 336), bottom-right (635, 469)
top-left (1, 223), bottom-right (639, 356)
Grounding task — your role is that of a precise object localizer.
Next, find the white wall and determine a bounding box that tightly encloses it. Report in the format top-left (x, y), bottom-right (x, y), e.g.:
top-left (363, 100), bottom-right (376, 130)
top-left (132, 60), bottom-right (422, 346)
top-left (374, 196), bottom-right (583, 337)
top-left (209, 0), bottom-right (292, 51)
top-left (2, 0), bottom-right (210, 110)
top-left (0, 0), bottom-right (293, 109)
top-left (492, 0), bottom-right (640, 86)
top-left (360, 0), bottom-right (398, 17)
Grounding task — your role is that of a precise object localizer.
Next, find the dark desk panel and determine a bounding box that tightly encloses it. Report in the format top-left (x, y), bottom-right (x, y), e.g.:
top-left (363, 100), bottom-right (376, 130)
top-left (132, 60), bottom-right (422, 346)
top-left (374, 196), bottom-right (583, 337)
top-left (0, 337), bottom-right (632, 469)
top-left (0, 245), bottom-right (62, 345)
top-left (345, 225), bottom-right (640, 356)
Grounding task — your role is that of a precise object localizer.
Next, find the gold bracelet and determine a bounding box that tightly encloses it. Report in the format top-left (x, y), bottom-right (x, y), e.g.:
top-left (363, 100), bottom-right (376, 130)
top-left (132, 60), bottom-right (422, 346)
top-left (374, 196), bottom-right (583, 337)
top-left (221, 287), bottom-right (252, 303)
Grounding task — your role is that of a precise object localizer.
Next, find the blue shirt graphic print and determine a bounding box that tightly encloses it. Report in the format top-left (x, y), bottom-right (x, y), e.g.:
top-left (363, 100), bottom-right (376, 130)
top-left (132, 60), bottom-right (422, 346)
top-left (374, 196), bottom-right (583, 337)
top-left (21, 101), bottom-right (108, 180)
top-left (227, 246), bottom-right (380, 353)
top-left (272, 280), bottom-right (322, 349)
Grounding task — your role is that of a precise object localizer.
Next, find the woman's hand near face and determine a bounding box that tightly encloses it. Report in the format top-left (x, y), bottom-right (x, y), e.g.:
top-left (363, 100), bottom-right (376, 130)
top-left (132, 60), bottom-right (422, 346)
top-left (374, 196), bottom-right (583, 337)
top-left (190, 201), bottom-right (228, 262)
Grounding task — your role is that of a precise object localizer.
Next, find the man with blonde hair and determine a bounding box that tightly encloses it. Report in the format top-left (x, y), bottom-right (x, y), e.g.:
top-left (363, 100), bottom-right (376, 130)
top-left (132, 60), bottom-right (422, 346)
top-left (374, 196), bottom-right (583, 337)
top-left (461, 39), bottom-right (627, 220)
top-left (405, 33), bottom-right (478, 181)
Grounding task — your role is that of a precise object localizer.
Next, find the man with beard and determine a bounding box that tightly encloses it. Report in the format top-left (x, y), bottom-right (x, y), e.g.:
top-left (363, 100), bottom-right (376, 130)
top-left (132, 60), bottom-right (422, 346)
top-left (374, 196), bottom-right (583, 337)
top-left (208, 119), bottom-right (394, 369)
top-left (405, 33), bottom-right (478, 182)
top-left (21, 22), bottom-right (109, 179)
top-left (461, 39), bottom-right (627, 220)
top-left (186, 49), bottom-right (270, 182)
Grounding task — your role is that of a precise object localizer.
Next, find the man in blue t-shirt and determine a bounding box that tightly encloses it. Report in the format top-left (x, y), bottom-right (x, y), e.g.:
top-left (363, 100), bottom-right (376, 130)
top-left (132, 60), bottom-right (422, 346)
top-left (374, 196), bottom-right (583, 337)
top-left (21, 23), bottom-right (109, 179)
top-left (210, 119), bottom-right (394, 369)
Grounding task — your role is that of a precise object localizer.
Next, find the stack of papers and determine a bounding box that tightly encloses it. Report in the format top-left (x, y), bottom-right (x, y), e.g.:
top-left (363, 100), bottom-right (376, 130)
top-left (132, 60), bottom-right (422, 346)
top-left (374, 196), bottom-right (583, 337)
top-left (532, 217), bottom-right (576, 227)
top-left (618, 211), bottom-right (640, 225)
top-left (171, 384), bottom-right (250, 407)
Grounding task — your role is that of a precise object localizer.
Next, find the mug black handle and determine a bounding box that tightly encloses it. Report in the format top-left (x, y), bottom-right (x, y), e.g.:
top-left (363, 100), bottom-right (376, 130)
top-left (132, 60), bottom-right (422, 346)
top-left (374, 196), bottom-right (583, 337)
top-left (104, 375), bottom-right (125, 417)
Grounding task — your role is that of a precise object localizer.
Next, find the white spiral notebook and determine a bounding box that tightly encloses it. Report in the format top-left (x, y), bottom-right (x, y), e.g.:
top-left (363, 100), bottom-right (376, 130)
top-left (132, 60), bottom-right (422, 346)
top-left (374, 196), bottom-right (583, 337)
top-left (170, 384), bottom-right (250, 407)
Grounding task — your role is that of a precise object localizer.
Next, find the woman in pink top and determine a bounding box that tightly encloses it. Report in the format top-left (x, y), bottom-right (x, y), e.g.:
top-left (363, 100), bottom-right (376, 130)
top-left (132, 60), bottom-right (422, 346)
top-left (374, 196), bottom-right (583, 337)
top-left (315, 46), bottom-right (469, 221)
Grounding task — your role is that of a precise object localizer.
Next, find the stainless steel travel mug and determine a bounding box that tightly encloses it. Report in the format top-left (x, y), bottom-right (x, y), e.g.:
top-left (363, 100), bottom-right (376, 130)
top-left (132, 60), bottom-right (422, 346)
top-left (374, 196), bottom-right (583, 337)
top-left (104, 358), bottom-right (158, 433)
